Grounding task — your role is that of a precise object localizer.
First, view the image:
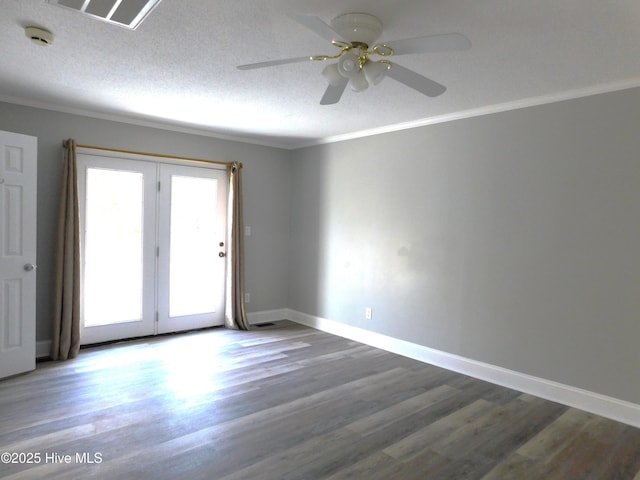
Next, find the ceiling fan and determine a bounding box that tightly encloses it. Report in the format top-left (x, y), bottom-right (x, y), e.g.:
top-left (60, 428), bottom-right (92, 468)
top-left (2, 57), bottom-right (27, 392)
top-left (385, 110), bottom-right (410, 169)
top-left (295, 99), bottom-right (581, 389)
top-left (237, 12), bottom-right (471, 105)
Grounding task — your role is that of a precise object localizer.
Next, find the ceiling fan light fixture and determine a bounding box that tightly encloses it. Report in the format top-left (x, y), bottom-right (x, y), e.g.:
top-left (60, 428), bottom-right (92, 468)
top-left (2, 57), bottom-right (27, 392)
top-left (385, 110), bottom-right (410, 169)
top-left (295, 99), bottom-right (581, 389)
top-left (337, 52), bottom-right (361, 78)
top-left (363, 60), bottom-right (390, 86)
top-left (349, 71), bottom-right (369, 92)
top-left (322, 63), bottom-right (344, 87)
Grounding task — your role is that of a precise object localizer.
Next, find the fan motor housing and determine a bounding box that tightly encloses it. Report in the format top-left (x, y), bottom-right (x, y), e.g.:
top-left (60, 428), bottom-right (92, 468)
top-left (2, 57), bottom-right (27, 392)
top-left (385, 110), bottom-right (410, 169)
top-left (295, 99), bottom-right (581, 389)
top-left (331, 13), bottom-right (383, 47)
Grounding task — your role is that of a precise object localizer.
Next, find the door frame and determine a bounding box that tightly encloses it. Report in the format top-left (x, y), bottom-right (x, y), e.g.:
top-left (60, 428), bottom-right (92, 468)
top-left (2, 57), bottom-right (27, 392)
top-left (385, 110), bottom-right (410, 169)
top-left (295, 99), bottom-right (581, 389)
top-left (77, 148), bottom-right (228, 345)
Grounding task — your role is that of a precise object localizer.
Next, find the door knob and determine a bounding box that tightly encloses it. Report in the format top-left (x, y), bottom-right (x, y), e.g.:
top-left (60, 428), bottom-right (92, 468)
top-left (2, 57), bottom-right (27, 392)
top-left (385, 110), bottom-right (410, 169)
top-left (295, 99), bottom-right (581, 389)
top-left (24, 264), bottom-right (36, 271)
top-left (219, 252), bottom-right (226, 258)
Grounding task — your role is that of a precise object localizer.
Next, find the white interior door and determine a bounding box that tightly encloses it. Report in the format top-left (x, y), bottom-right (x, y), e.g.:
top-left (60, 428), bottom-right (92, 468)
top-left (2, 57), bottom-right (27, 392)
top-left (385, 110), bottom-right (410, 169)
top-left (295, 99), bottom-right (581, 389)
top-left (0, 130), bottom-right (37, 379)
top-left (77, 150), bottom-right (227, 345)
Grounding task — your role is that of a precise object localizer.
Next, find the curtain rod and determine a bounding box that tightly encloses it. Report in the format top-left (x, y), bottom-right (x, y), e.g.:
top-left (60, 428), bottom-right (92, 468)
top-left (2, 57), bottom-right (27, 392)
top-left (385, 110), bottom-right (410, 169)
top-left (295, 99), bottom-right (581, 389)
top-left (74, 143), bottom-right (243, 169)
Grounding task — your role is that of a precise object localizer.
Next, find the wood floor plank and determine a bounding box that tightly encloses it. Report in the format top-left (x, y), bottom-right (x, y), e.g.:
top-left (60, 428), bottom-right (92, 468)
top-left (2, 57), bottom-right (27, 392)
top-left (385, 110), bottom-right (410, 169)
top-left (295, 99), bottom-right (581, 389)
top-left (477, 452), bottom-right (539, 480)
top-left (345, 384), bottom-right (458, 435)
top-left (516, 407), bottom-right (595, 461)
top-left (327, 449), bottom-right (451, 480)
top-left (322, 451), bottom-right (402, 480)
top-left (534, 415), bottom-right (629, 480)
top-left (383, 398), bottom-right (495, 461)
top-left (472, 397), bottom-right (567, 460)
top-left (587, 425), bottom-right (640, 480)
top-left (1, 320), bottom-right (638, 480)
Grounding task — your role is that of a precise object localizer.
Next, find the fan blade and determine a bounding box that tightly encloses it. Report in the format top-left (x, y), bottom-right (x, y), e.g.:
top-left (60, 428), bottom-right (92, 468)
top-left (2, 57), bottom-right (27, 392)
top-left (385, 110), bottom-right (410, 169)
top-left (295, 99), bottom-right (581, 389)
top-left (386, 33), bottom-right (471, 56)
top-left (387, 63), bottom-right (446, 97)
top-left (320, 77), bottom-right (349, 105)
top-left (289, 13), bottom-right (345, 43)
top-left (237, 56), bottom-right (311, 70)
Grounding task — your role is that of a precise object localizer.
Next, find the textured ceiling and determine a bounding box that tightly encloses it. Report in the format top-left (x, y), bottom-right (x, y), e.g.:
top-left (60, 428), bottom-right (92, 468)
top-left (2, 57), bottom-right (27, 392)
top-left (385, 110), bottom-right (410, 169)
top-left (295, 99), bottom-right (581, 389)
top-left (1, 0), bottom-right (639, 149)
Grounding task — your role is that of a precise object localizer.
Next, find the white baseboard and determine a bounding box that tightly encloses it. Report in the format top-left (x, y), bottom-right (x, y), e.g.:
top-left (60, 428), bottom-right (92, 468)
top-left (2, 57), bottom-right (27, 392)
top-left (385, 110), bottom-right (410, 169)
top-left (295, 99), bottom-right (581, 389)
top-left (247, 308), bottom-right (289, 325)
top-left (285, 309), bottom-right (640, 429)
top-left (36, 340), bottom-right (51, 359)
top-left (35, 310), bottom-right (288, 360)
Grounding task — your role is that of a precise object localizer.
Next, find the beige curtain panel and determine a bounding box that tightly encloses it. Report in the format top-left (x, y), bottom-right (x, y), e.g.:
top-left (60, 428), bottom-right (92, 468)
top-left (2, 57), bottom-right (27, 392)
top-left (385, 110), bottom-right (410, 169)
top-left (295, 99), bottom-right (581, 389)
top-left (224, 162), bottom-right (250, 330)
top-left (51, 139), bottom-right (81, 360)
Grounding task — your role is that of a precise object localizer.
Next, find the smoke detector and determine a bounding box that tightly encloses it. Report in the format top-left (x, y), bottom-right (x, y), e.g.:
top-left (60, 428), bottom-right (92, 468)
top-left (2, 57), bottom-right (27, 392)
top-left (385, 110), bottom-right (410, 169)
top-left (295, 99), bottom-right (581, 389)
top-left (25, 26), bottom-right (54, 46)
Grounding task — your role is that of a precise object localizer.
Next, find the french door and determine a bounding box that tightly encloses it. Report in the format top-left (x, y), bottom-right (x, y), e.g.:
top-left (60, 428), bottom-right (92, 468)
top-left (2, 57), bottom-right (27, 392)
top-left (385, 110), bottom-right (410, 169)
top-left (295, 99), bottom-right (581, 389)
top-left (77, 151), bottom-right (227, 345)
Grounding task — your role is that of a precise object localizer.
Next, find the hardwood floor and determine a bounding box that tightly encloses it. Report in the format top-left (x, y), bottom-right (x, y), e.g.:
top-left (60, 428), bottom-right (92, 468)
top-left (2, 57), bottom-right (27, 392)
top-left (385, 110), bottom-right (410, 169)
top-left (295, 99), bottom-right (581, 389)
top-left (1, 320), bottom-right (639, 480)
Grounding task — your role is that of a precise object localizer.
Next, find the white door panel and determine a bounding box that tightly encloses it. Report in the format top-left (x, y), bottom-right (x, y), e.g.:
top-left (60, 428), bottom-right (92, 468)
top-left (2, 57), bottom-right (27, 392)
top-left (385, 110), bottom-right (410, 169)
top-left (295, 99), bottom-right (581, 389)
top-left (77, 155), bottom-right (157, 344)
top-left (0, 130), bottom-right (37, 379)
top-left (157, 164), bottom-right (227, 333)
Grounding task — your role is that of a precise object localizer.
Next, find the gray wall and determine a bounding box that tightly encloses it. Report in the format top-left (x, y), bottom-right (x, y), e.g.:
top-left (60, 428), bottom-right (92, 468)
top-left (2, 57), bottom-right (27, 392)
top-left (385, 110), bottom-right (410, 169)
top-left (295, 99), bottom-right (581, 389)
top-left (0, 102), bottom-right (292, 343)
top-left (3, 86), bottom-right (640, 406)
top-left (289, 87), bottom-right (640, 405)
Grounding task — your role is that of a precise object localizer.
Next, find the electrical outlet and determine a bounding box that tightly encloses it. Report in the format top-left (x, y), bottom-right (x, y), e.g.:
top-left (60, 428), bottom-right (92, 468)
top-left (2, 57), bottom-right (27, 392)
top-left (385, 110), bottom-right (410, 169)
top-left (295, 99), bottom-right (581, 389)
top-left (244, 292), bottom-right (251, 303)
top-left (365, 307), bottom-right (372, 320)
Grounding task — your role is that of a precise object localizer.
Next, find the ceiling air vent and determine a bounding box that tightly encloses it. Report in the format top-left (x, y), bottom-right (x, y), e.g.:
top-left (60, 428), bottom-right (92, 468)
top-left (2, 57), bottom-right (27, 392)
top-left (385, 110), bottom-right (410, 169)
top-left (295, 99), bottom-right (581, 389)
top-left (48, 0), bottom-right (163, 30)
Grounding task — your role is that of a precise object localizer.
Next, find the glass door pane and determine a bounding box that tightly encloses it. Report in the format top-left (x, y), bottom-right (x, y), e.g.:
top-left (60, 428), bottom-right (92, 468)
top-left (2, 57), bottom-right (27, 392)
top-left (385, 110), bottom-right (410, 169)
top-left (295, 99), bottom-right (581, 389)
top-left (169, 175), bottom-right (217, 317)
top-left (157, 164), bottom-right (227, 333)
top-left (84, 168), bottom-right (144, 326)
top-left (77, 153), bottom-right (157, 345)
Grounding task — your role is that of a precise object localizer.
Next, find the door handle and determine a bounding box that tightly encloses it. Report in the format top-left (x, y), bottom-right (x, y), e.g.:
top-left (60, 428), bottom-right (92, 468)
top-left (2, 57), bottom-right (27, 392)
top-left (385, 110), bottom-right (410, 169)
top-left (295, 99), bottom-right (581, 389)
top-left (24, 264), bottom-right (37, 272)
top-left (219, 252), bottom-right (226, 258)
